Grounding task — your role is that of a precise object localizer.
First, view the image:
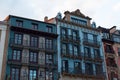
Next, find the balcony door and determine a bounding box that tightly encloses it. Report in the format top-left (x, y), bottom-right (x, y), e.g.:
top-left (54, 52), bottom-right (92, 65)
top-left (14, 33), bottom-right (22, 45)
top-left (84, 47), bottom-right (91, 58)
top-left (30, 36), bottom-right (38, 47)
top-left (62, 60), bottom-right (68, 72)
top-left (11, 67), bottom-right (20, 80)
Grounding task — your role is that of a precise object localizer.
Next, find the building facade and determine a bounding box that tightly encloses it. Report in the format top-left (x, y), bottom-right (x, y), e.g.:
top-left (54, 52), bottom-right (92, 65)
top-left (3, 15), bottom-right (58, 80)
top-left (112, 28), bottom-right (120, 80)
top-left (98, 26), bottom-right (120, 80)
top-left (47, 9), bottom-right (107, 80)
top-left (0, 21), bottom-right (8, 80)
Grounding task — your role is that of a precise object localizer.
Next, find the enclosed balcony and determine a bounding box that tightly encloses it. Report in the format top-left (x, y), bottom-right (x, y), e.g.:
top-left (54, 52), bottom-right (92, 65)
top-left (7, 54), bottom-right (46, 67)
top-left (83, 53), bottom-right (94, 61)
top-left (83, 38), bottom-right (100, 48)
top-left (61, 50), bottom-right (82, 60)
top-left (94, 55), bottom-right (103, 62)
top-left (62, 67), bottom-right (82, 77)
top-left (10, 38), bottom-right (56, 53)
top-left (61, 67), bottom-right (106, 79)
top-left (61, 35), bottom-right (80, 43)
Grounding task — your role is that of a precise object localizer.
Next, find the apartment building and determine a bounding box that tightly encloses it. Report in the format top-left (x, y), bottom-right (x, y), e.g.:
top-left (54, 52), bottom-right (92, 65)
top-left (47, 9), bottom-right (107, 80)
top-left (98, 26), bottom-right (120, 80)
top-left (3, 15), bottom-right (58, 80)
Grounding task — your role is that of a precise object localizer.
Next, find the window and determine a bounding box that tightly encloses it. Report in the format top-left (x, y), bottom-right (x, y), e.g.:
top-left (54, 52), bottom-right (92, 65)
top-left (32, 23), bottom-right (38, 30)
top-left (72, 30), bottom-right (78, 40)
top-left (39, 70), bottom-right (45, 78)
top-left (62, 43), bottom-right (67, 54)
top-left (107, 58), bottom-right (117, 67)
top-left (73, 45), bottom-right (78, 56)
top-left (30, 36), bottom-right (38, 47)
top-left (46, 71), bottom-right (53, 80)
top-left (14, 33), bottom-right (23, 45)
top-left (69, 44), bottom-right (73, 55)
top-left (12, 49), bottom-right (21, 61)
top-left (84, 47), bottom-right (91, 57)
top-left (94, 49), bottom-right (100, 58)
top-left (74, 62), bottom-right (81, 73)
top-left (29, 69), bottom-right (37, 80)
top-left (46, 54), bottom-right (53, 64)
top-left (106, 44), bottom-right (113, 53)
top-left (62, 60), bottom-right (68, 72)
top-left (29, 51), bottom-right (38, 63)
top-left (16, 20), bottom-right (23, 27)
top-left (0, 30), bottom-right (1, 41)
top-left (46, 39), bottom-right (52, 49)
top-left (61, 28), bottom-right (67, 38)
top-left (111, 72), bottom-right (118, 80)
top-left (71, 17), bottom-right (87, 26)
top-left (85, 63), bottom-right (93, 75)
top-left (11, 67), bottom-right (20, 80)
top-left (47, 26), bottom-right (52, 33)
top-left (95, 64), bottom-right (103, 75)
top-left (93, 35), bottom-right (97, 42)
top-left (83, 32), bottom-right (88, 40)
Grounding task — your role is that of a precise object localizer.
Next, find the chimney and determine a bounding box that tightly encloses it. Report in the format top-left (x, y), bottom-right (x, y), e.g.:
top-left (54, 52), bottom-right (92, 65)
top-left (44, 16), bottom-right (48, 22)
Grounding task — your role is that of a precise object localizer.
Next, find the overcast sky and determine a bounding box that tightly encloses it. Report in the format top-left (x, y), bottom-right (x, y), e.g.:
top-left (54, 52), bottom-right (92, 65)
top-left (0, 0), bottom-right (120, 29)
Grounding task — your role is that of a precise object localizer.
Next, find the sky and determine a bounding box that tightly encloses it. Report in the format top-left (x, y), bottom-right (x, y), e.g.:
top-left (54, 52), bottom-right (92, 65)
top-left (0, 0), bottom-right (120, 29)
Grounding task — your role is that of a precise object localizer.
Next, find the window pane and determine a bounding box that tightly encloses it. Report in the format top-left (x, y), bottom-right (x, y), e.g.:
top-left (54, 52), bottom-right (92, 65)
top-left (29, 69), bottom-right (37, 80)
top-left (11, 68), bottom-right (20, 80)
top-left (30, 36), bottom-right (38, 47)
top-left (62, 44), bottom-right (67, 54)
top-left (74, 45), bottom-right (78, 56)
top-left (12, 50), bottom-right (21, 61)
top-left (15, 34), bottom-right (22, 44)
top-left (16, 20), bottom-right (23, 27)
top-left (29, 51), bottom-right (38, 63)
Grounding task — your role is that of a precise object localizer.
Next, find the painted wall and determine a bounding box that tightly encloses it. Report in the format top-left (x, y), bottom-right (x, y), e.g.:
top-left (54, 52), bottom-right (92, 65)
top-left (0, 23), bottom-right (7, 80)
top-left (57, 21), bottom-right (107, 79)
top-left (9, 16), bottom-right (57, 34)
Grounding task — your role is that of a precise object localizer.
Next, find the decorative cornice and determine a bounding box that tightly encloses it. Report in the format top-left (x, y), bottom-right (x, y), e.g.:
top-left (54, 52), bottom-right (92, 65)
top-left (64, 9), bottom-right (91, 20)
top-left (56, 18), bottom-right (100, 32)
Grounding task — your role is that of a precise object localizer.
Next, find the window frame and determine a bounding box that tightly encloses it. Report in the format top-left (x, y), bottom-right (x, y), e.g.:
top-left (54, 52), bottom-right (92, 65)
top-left (12, 49), bottom-right (22, 61)
top-left (10, 67), bottom-right (20, 80)
top-left (30, 36), bottom-right (38, 47)
top-left (14, 33), bottom-right (23, 45)
top-left (29, 69), bottom-right (37, 80)
top-left (46, 26), bottom-right (52, 33)
top-left (29, 51), bottom-right (38, 63)
top-left (16, 20), bottom-right (23, 27)
top-left (45, 38), bottom-right (53, 50)
top-left (32, 23), bottom-right (38, 30)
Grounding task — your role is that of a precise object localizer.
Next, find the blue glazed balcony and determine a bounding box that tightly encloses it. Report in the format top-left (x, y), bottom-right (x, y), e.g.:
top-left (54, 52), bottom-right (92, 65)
top-left (83, 38), bottom-right (100, 48)
top-left (61, 67), bottom-right (106, 79)
top-left (61, 35), bottom-right (80, 43)
top-left (61, 50), bottom-right (82, 60)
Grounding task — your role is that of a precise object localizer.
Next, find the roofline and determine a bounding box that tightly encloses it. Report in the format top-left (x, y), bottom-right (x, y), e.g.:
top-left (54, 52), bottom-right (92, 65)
top-left (5, 15), bottom-right (56, 26)
top-left (0, 21), bottom-right (8, 25)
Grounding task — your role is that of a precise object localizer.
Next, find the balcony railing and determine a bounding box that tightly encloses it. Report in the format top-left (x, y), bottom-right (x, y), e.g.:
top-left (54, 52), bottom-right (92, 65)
top-left (61, 50), bottom-right (83, 59)
top-left (61, 67), bottom-right (106, 78)
top-left (10, 38), bottom-right (56, 52)
top-left (94, 56), bottom-right (103, 62)
top-left (105, 50), bottom-right (114, 54)
top-left (83, 38), bottom-right (100, 47)
top-left (62, 67), bottom-right (82, 75)
top-left (83, 53), bottom-right (94, 61)
top-left (61, 35), bottom-right (80, 43)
